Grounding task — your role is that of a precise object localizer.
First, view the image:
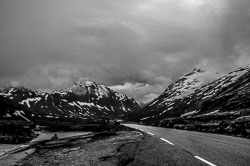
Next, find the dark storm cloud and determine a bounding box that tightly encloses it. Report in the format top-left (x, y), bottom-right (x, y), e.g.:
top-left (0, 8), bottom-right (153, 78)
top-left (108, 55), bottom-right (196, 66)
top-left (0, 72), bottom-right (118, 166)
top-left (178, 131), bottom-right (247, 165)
top-left (0, 0), bottom-right (250, 102)
top-left (193, 0), bottom-right (250, 70)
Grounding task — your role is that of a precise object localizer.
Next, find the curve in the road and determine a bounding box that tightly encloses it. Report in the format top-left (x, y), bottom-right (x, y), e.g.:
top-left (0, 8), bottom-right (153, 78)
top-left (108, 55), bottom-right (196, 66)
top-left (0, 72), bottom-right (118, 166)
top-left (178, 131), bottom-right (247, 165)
top-left (124, 123), bottom-right (250, 166)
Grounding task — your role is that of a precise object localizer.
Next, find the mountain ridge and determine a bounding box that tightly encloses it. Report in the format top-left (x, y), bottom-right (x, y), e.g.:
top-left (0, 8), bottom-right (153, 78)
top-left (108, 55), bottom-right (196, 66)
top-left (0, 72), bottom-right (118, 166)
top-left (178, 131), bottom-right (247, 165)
top-left (140, 65), bottom-right (250, 122)
top-left (138, 65), bottom-right (250, 137)
top-left (0, 79), bottom-right (141, 122)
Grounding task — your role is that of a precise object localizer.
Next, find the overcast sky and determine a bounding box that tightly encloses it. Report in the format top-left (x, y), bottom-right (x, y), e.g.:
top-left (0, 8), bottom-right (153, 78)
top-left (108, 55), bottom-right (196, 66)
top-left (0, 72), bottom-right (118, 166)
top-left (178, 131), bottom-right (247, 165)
top-left (0, 0), bottom-right (250, 103)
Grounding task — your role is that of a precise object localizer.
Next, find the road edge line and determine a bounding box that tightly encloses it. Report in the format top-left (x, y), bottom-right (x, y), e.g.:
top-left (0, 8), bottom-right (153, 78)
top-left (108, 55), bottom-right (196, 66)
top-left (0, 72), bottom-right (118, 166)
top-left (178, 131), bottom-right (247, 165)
top-left (147, 132), bottom-right (154, 135)
top-left (194, 156), bottom-right (217, 166)
top-left (160, 138), bottom-right (175, 145)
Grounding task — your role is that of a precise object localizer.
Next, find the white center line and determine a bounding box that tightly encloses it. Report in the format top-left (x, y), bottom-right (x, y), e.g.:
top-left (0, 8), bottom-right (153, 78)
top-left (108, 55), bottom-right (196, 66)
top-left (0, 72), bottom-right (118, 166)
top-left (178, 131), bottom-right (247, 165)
top-left (160, 138), bottom-right (175, 145)
top-left (194, 156), bottom-right (217, 166)
top-left (139, 129), bottom-right (144, 131)
top-left (147, 132), bottom-right (154, 135)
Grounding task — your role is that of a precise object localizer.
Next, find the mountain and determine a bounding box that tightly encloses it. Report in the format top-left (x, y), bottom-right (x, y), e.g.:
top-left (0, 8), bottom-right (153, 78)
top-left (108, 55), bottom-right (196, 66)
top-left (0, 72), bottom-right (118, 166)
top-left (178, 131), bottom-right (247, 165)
top-left (140, 66), bottom-right (250, 137)
top-left (0, 80), bottom-right (140, 122)
top-left (139, 68), bottom-right (221, 121)
top-left (0, 95), bottom-right (32, 121)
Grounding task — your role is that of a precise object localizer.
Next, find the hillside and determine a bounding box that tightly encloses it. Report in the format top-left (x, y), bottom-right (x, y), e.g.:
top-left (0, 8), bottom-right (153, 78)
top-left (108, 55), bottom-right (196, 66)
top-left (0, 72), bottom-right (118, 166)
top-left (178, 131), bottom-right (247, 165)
top-left (139, 68), bottom-right (221, 121)
top-left (140, 66), bottom-right (250, 137)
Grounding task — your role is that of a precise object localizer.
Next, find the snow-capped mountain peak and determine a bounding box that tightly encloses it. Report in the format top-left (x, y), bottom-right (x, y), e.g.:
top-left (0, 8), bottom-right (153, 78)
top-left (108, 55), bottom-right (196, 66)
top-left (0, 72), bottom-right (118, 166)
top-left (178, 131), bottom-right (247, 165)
top-left (161, 67), bottom-right (220, 101)
top-left (74, 79), bottom-right (97, 88)
top-left (70, 79), bottom-right (110, 98)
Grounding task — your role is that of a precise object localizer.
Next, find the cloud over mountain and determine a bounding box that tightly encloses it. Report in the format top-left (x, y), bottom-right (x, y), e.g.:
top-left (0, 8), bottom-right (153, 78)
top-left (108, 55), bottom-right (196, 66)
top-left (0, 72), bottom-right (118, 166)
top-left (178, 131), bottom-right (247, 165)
top-left (0, 0), bottom-right (250, 102)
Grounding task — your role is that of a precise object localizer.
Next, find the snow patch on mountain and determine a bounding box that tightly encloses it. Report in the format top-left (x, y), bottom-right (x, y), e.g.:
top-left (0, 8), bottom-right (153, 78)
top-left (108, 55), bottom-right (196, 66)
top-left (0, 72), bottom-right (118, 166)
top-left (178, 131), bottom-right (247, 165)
top-left (14, 110), bottom-right (30, 121)
top-left (19, 97), bottom-right (42, 108)
top-left (77, 101), bottom-right (95, 107)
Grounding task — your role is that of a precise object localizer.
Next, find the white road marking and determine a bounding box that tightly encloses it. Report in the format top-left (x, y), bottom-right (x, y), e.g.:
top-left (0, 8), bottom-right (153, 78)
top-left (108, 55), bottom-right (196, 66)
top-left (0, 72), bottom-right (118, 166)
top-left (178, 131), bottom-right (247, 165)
top-left (160, 138), bottom-right (175, 145)
top-left (147, 132), bottom-right (154, 135)
top-left (194, 156), bottom-right (217, 166)
top-left (134, 128), bottom-right (144, 131)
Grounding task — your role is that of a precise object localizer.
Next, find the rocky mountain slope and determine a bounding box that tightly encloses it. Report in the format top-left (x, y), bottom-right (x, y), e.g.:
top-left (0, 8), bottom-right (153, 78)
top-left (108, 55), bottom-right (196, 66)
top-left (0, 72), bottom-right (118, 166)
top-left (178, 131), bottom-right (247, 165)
top-left (139, 68), bottom-right (221, 121)
top-left (0, 80), bottom-right (140, 122)
top-left (0, 95), bottom-right (32, 121)
top-left (140, 66), bottom-right (250, 137)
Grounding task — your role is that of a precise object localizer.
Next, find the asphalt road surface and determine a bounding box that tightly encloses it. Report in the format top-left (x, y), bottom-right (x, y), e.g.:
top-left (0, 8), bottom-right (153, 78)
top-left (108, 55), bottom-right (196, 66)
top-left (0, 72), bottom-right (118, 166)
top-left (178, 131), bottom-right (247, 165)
top-left (124, 124), bottom-right (250, 166)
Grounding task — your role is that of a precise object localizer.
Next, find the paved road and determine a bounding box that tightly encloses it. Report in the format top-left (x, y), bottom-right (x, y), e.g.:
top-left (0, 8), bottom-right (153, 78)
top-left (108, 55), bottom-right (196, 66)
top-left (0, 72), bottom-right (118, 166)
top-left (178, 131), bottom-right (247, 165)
top-left (124, 124), bottom-right (250, 166)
